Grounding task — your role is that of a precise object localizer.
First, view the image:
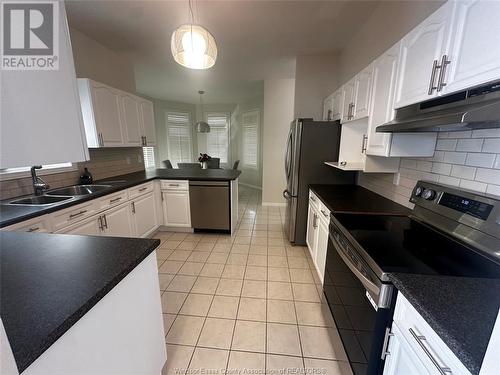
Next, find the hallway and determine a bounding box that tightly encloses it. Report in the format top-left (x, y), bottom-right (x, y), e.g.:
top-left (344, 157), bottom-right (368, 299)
top-left (155, 185), bottom-right (351, 375)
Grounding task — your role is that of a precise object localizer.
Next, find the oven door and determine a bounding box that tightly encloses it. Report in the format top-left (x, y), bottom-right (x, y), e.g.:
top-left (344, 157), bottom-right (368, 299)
top-left (323, 223), bottom-right (394, 375)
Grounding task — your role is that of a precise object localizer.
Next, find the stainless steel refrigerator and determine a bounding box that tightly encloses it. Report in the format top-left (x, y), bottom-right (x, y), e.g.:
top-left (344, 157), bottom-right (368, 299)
top-left (284, 119), bottom-right (355, 245)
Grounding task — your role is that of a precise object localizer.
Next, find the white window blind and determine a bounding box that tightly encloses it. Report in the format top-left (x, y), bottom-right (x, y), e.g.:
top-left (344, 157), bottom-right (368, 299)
top-left (166, 112), bottom-right (193, 167)
top-left (242, 110), bottom-right (259, 168)
top-left (143, 147), bottom-right (155, 168)
top-left (206, 113), bottom-right (229, 164)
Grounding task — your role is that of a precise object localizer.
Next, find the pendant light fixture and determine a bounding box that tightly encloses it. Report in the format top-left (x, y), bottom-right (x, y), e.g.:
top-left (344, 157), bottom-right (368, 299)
top-left (171, 0), bottom-right (217, 70)
top-left (196, 90), bottom-right (210, 133)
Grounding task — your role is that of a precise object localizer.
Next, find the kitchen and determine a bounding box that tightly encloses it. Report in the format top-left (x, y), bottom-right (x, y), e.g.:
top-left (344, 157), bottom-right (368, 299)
top-left (1, 1), bottom-right (499, 375)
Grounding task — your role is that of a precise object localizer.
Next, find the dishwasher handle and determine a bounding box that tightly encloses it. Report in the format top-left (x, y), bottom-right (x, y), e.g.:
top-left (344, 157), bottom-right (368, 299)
top-left (189, 180), bottom-right (229, 187)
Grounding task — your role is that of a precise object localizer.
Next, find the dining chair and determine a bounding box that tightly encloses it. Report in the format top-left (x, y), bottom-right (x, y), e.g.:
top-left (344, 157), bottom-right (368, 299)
top-left (178, 163), bottom-right (201, 169)
top-left (206, 158), bottom-right (220, 169)
top-left (232, 160), bottom-right (240, 170)
top-left (162, 160), bottom-right (173, 169)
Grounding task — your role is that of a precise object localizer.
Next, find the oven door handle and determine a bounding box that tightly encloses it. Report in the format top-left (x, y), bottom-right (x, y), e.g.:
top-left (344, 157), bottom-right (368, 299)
top-left (330, 234), bottom-right (380, 297)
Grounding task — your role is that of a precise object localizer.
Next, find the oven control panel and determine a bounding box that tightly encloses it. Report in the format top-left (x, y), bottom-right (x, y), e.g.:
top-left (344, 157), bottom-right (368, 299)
top-left (439, 192), bottom-right (493, 220)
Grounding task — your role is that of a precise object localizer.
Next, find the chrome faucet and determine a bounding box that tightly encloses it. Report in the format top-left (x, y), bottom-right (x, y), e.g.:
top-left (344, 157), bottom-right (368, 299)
top-left (31, 166), bottom-right (49, 195)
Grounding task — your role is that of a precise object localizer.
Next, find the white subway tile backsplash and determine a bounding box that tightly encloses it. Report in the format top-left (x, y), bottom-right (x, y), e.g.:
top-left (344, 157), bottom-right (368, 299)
top-left (482, 138), bottom-right (500, 153)
top-left (465, 153), bottom-right (496, 168)
top-left (443, 152), bottom-right (466, 164)
top-left (495, 155), bottom-right (500, 169)
top-left (472, 129), bottom-right (500, 138)
top-left (475, 168), bottom-right (500, 185)
top-left (416, 161), bottom-right (432, 172)
top-left (436, 139), bottom-right (457, 151)
top-left (459, 179), bottom-right (487, 193)
top-left (450, 165), bottom-right (476, 180)
top-left (456, 138), bottom-right (483, 152)
top-left (400, 159), bottom-right (417, 169)
top-left (438, 175), bottom-right (460, 187)
top-left (486, 184), bottom-right (500, 196)
top-left (431, 162), bottom-right (451, 175)
top-left (450, 131), bottom-right (472, 139)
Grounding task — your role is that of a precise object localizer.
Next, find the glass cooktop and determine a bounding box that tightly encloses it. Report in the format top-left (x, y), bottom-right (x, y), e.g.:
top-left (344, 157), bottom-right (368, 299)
top-left (333, 213), bottom-right (500, 279)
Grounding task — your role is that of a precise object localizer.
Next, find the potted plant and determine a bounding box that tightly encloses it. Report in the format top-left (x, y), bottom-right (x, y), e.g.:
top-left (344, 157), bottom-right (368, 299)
top-left (198, 153), bottom-right (211, 169)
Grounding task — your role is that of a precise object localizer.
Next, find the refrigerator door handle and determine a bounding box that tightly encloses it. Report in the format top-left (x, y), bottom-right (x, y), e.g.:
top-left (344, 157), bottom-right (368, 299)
top-left (284, 129), bottom-right (293, 180)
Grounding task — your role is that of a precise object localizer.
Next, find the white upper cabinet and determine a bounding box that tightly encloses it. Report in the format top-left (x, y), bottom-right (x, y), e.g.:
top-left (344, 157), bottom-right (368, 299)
top-left (341, 80), bottom-right (355, 123)
top-left (443, 0), bottom-right (500, 94)
top-left (121, 94), bottom-right (143, 146)
top-left (0, 2), bottom-right (89, 168)
top-left (367, 43), bottom-right (437, 158)
top-left (352, 64), bottom-right (373, 120)
top-left (140, 100), bottom-right (157, 146)
top-left (394, 2), bottom-right (454, 108)
top-left (78, 79), bottom-right (156, 148)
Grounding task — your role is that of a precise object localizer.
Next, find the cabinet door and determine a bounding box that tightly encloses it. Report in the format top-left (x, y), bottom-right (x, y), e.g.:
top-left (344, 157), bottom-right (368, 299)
top-left (91, 83), bottom-right (124, 146)
top-left (341, 80), bottom-right (355, 123)
top-left (383, 325), bottom-right (432, 375)
top-left (331, 89), bottom-right (343, 121)
top-left (353, 65), bottom-right (373, 120)
top-left (121, 95), bottom-right (143, 146)
top-left (140, 100), bottom-right (157, 146)
top-left (367, 44), bottom-right (399, 156)
top-left (163, 191), bottom-right (191, 227)
top-left (394, 3), bottom-right (453, 108)
top-left (306, 203), bottom-right (317, 259)
top-left (315, 218), bottom-right (329, 283)
top-left (132, 193), bottom-right (158, 237)
top-left (444, 0), bottom-right (500, 94)
top-left (59, 216), bottom-right (102, 236)
top-left (102, 204), bottom-right (134, 237)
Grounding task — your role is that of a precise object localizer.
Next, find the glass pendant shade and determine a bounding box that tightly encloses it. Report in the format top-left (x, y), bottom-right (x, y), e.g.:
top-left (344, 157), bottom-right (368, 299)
top-left (171, 24), bottom-right (217, 69)
top-left (196, 121), bottom-right (211, 133)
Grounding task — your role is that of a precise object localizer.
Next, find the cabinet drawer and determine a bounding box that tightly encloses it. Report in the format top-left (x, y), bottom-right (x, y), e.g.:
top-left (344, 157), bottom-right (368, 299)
top-left (393, 292), bottom-right (471, 375)
top-left (50, 201), bottom-right (98, 231)
top-left (97, 190), bottom-right (129, 210)
top-left (128, 181), bottom-right (154, 199)
top-left (2, 215), bottom-right (52, 233)
top-left (161, 180), bottom-right (189, 191)
top-left (317, 203), bottom-right (330, 224)
top-left (309, 190), bottom-right (320, 210)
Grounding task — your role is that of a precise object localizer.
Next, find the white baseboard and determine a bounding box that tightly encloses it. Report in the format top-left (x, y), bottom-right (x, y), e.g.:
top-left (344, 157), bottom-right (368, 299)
top-left (262, 202), bottom-right (286, 207)
top-left (238, 182), bottom-right (262, 190)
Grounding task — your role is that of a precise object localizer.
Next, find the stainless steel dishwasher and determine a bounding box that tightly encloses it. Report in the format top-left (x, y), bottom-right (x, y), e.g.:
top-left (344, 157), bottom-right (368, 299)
top-left (189, 181), bottom-right (230, 231)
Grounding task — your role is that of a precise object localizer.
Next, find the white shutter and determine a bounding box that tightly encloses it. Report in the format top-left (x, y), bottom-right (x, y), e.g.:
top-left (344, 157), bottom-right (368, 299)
top-left (166, 112), bottom-right (193, 167)
top-left (142, 147), bottom-right (155, 168)
top-left (242, 110), bottom-right (259, 168)
top-left (206, 113), bottom-right (229, 163)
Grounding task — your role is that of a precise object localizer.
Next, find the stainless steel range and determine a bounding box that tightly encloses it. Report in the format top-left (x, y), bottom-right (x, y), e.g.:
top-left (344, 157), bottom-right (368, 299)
top-left (323, 181), bottom-right (500, 375)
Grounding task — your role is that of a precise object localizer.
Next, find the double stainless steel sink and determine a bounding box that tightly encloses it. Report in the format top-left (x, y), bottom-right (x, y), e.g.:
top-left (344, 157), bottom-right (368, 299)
top-left (6, 185), bottom-right (112, 206)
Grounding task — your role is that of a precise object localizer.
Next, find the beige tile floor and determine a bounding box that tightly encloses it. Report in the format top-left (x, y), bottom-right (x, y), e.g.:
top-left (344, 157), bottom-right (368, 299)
top-left (155, 186), bottom-right (352, 375)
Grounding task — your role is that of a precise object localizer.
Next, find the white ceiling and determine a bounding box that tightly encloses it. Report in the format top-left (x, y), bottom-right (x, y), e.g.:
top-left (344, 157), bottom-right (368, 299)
top-left (66, 1), bottom-right (379, 104)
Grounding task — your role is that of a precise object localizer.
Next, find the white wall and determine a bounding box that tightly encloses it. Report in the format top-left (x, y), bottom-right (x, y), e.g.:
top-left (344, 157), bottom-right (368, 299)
top-left (294, 53), bottom-right (339, 120)
top-left (262, 79), bottom-right (296, 204)
top-left (69, 28), bottom-right (136, 93)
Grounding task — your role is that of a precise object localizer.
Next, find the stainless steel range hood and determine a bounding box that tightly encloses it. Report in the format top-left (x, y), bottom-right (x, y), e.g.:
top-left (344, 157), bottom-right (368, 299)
top-left (377, 80), bottom-right (500, 133)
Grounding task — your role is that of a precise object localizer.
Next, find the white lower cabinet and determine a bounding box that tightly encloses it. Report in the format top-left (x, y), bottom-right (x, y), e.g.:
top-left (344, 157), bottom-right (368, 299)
top-left (306, 190), bottom-right (330, 283)
top-left (101, 203), bottom-right (134, 237)
top-left (1, 215), bottom-right (52, 233)
top-left (131, 192), bottom-right (158, 237)
top-left (162, 190), bottom-right (191, 228)
top-left (58, 215), bottom-right (102, 236)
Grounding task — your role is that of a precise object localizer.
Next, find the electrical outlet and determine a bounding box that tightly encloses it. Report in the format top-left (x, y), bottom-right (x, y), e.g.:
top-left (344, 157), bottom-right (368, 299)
top-left (393, 173), bottom-right (400, 185)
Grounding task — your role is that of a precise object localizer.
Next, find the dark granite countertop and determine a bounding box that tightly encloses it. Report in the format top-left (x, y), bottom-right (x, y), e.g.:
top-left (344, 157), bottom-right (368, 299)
top-left (309, 184), bottom-right (411, 215)
top-left (0, 231), bottom-right (160, 373)
top-left (0, 168), bottom-right (241, 228)
top-left (388, 273), bottom-right (500, 375)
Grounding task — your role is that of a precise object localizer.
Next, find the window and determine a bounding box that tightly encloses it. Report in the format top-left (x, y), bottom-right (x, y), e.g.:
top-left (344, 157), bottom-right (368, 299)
top-left (143, 147), bottom-right (156, 168)
top-left (242, 110), bottom-right (260, 168)
top-left (0, 163), bottom-right (75, 180)
top-left (166, 112), bottom-right (193, 167)
top-left (206, 113), bottom-right (230, 164)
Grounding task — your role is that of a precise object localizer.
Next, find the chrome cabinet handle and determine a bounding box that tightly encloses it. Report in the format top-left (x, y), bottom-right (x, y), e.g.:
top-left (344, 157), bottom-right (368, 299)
top-left (102, 214), bottom-right (108, 229)
top-left (428, 59), bottom-right (439, 95)
top-left (310, 196), bottom-right (316, 203)
top-left (437, 54), bottom-right (451, 92)
top-left (409, 328), bottom-right (452, 375)
top-left (327, 109), bottom-right (332, 121)
top-left (27, 227), bottom-right (40, 232)
top-left (340, 161), bottom-right (347, 166)
top-left (350, 102), bottom-right (355, 119)
top-left (139, 187), bottom-right (148, 192)
top-left (98, 133), bottom-right (104, 147)
top-left (131, 201), bottom-right (136, 214)
top-left (169, 183), bottom-right (179, 187)
top-left (361, 134), bottom-right (368, 153)
top-left (110, 197), bottom-right (122, 203)
top-left (320, 210), bottom-right (329, 218)
top-left (98, 216), bottom-right (104, 230)
top-left (313, 213), bottom-right (318, 229)
top-left (69, 210), bottom-right (87, 219)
